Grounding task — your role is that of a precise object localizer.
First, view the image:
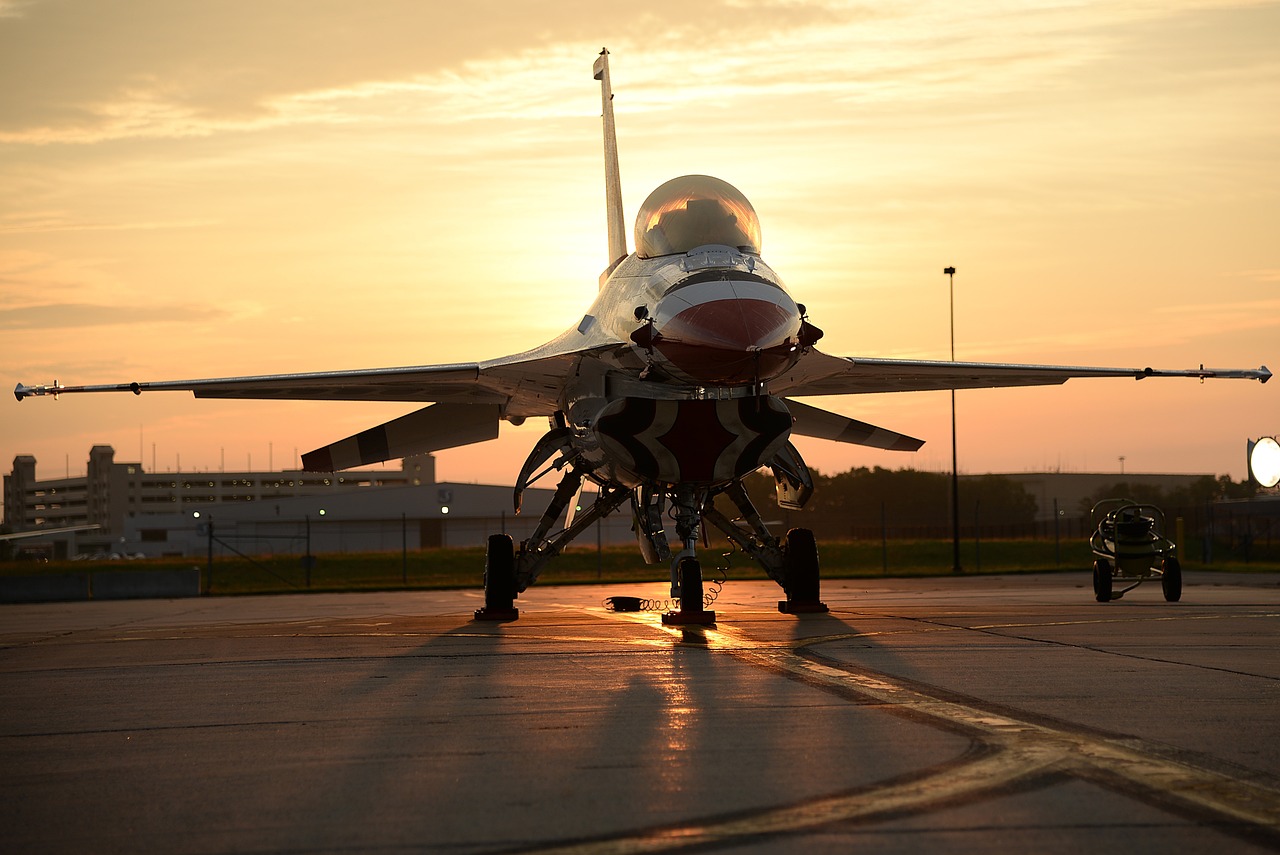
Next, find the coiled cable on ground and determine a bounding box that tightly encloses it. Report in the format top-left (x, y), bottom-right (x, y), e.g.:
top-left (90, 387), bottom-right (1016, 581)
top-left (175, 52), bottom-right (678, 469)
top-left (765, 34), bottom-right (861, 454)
top-left (603, 553), bottom-right (729, 613)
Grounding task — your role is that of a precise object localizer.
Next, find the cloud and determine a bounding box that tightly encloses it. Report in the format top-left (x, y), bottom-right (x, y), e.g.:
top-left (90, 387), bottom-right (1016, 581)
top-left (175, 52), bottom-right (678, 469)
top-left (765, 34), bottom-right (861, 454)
top-left (0, 0), bottom-right (30, 18)
top-left (1234, 269), bottom-right (1280, 284)
top-left (0, 302), bottom-right (227, 330)
top-left (0, 213), bottom-right (219, 234)
top-left (0, 0), bottom-right (806, 144)
top-left (3, 0), bottom-right (1273, 151)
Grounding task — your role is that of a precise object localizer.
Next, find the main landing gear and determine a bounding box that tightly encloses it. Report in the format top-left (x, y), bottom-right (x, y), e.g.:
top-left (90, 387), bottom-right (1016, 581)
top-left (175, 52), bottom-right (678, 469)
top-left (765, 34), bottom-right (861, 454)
top-left (475, 465), bottom-right (829, 622)
top-left (700, 481), bottom-right (828, 615)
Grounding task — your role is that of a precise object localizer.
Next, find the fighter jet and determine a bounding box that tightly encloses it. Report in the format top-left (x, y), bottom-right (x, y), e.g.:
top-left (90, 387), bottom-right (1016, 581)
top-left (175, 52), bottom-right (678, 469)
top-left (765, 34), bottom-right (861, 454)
top-left (15, 50), bottom-right (1270, 623)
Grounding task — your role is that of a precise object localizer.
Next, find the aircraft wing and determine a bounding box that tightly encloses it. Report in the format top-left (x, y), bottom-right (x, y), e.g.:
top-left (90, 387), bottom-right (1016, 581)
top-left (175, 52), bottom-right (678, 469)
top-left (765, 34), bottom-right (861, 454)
top-left (14, 345), bottom-right (614, 420)
top-left (0, 524), bottom-right (101, 542)
top-left (773, 350), bottom-right (1271, 397)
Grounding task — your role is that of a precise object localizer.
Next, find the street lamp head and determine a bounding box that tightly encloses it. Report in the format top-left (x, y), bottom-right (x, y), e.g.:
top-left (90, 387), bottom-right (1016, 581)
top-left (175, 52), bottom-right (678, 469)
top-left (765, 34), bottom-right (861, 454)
top-left (944, 266), bottom-right (956, 275)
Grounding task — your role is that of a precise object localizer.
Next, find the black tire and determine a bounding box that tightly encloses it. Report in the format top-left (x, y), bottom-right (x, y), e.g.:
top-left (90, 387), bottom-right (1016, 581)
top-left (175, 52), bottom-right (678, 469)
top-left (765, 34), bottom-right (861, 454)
top-left (783, 528), bottom-right (820, 602)
top-left (483, 534), bottom-right (517, 610)
top-left (1161, 556), bottom-right (1182, 602)
top-left (1093, 558), bottom-right (1112, 603)
top-left (677, 556), bottom-right (704, 612)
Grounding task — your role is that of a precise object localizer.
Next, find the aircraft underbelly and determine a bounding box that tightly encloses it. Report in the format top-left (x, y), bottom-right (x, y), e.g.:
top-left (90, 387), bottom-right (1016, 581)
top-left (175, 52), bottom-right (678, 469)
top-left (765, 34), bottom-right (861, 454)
top-left (591, 395), bottom-right (792, 487)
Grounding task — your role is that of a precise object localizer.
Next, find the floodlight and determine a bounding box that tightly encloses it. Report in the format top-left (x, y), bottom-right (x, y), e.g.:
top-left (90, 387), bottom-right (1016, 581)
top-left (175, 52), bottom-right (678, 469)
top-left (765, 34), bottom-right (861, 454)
top-left (1249, 436), bottom-right (1280, 488)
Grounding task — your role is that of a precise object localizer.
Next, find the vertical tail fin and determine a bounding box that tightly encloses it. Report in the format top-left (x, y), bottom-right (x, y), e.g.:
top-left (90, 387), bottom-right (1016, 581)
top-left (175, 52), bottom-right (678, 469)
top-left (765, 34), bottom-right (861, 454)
top-left (594, 48), bottom-right (627, 283)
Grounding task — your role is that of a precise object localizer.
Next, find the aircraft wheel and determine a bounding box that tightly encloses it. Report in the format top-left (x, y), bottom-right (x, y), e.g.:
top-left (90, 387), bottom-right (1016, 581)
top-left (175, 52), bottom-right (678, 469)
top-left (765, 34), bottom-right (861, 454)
top-left (677, 556), bottom-right (704, 613)
top-left (779, 528), bottom-right (828, 613)
top-left (475, 534), bottom-right (518, 620)
top-left (662, 556), bottom-right (715, 625)
top-left (1093, 558), bottom-right (1112, 603)
top-left (783, 528), bottom-right (820, 601)
top-left (1161, 556), bottom-right (1182, 602)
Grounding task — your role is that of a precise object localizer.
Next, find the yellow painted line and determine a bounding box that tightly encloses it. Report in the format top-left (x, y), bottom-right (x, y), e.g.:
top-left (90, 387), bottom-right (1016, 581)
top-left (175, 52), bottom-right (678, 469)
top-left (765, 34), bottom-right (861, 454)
top-left (970, 612), bottom-right (1280, 631)
top-left (767, 648), bottom-right (1280, 827)
top-left (529, 744), bottom-right (1068, 855)
top-left (520, 619), bottom-right (1280, 853)
top-left (723, 626), bottom-right (1280, 831)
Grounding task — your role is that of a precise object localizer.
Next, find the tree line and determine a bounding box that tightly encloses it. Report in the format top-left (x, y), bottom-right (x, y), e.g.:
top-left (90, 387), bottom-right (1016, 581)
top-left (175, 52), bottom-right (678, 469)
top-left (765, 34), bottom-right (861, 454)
top-left (722, 467), bottom-right (1262, 542)
top-left (1073, 474), bottom-right (1259, 517)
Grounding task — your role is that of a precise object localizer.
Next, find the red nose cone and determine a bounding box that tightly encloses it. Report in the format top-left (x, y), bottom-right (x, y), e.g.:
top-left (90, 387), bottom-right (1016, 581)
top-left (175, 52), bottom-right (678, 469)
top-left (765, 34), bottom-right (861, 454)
top-left (651, 289), bottom-right (802, 384)
top-left (666, 299), bottom-right (795, 352)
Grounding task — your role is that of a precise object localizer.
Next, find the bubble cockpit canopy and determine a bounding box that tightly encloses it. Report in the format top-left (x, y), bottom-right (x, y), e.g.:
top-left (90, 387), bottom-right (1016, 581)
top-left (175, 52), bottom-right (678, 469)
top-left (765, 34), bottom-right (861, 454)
top-left (634, 175), bottom-right (762, 259)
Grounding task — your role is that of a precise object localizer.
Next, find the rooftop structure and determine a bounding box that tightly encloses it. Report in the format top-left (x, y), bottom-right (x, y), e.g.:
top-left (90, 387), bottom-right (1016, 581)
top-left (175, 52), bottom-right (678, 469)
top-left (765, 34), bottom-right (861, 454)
top-left (4, 447), bottom-right (636, 559)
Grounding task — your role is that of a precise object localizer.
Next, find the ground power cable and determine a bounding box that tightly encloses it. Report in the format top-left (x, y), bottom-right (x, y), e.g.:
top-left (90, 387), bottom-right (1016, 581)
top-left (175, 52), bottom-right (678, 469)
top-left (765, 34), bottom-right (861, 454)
top-left (602, 552), bottom-right (730, 613)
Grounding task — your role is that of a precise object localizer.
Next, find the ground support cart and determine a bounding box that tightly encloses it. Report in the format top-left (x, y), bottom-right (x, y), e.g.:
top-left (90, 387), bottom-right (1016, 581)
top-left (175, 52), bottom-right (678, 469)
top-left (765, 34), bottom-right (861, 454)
top-left (1089, 499), bottom-right (1182, 602)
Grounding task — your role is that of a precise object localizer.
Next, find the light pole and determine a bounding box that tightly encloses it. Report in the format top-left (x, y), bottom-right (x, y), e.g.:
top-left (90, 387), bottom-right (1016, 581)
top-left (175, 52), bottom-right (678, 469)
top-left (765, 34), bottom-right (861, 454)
top-left (945, 266), bottom-right (962, 574)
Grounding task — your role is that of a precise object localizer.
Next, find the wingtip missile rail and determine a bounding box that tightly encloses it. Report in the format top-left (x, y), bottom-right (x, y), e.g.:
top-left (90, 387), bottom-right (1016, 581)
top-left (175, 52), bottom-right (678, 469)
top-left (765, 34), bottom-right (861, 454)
top-left (1133, 365), bottom-right (1270, 382)
top-left (15, 380), bottom-right (144, 401)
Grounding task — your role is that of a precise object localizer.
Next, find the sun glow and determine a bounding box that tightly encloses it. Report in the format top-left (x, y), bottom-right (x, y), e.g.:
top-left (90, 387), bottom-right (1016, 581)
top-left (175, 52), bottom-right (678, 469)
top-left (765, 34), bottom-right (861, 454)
top-left (2, 1), bottom-right (1275, 491)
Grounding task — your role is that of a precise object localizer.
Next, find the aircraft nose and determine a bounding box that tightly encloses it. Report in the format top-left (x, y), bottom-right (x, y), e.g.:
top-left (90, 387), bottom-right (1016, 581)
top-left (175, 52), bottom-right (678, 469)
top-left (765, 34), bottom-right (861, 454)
top-left (644, 278), bottom-right (803, 384)
top-left (664, 295), bottom-right (795, 351)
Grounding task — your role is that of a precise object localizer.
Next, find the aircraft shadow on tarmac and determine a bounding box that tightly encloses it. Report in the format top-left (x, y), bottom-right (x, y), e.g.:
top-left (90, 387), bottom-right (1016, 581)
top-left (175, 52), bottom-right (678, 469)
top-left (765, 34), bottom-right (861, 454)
top-left (265, 608), bottom-right (984, 851)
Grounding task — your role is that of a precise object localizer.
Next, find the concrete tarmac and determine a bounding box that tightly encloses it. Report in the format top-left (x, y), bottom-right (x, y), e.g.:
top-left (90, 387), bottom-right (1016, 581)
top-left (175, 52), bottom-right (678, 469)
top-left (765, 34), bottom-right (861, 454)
top-left (2, 571), bottom-right (1279, 853)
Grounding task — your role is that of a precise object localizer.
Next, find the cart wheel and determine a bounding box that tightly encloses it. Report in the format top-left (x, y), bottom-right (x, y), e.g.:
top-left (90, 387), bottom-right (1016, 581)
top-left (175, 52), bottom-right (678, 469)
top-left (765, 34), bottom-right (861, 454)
top-left (1093, 559), bottom-right (1112, 603)
top-left (1161, 556), bottom-right (1182, 602)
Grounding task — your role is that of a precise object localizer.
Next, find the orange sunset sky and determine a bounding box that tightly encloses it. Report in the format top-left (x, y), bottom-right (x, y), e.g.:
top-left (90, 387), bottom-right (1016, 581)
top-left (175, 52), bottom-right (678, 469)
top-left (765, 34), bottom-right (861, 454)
top-left (2, 0), bottom-right (1277, 504)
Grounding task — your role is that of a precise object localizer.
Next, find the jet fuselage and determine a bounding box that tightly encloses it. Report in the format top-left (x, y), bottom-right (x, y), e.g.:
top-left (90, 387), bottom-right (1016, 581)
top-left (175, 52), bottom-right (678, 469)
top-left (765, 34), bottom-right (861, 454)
top-left (553, 173), bottom-right (817, 490)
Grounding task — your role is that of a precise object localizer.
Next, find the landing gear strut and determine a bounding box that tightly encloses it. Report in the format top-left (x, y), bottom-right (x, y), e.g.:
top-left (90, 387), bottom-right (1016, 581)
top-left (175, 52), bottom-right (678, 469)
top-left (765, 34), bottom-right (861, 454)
top-left (475, 445), bottom-right (830, 621)
top-left (661, 487), bottom-right (716, 626)
top-left (473, 459), bottom-right (632, 622)
top-left (702, 482), bottom-right (828, 615)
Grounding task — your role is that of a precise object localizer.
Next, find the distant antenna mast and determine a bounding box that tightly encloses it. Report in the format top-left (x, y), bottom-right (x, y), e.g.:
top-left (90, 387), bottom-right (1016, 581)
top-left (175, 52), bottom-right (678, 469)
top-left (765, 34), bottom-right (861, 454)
top-left (594, 48), bottom-right (627, 279)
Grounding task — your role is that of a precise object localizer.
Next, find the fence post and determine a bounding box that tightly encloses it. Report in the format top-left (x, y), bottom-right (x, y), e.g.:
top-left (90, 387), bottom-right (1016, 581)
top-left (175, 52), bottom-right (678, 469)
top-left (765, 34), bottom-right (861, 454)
top-left (974, 500), bottom-right (981, 573)
top-left (304, 515), bottom-right (312, 588)
top-left (1204, 502), bottom-right (1214, 565)
top-left (206, 519), bottom-right (214, 594)
top-left (880, 502), bottom-right (888, 574)
top-left (1053, 498), bottom-right (1061, 567)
